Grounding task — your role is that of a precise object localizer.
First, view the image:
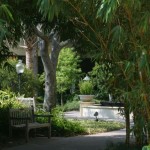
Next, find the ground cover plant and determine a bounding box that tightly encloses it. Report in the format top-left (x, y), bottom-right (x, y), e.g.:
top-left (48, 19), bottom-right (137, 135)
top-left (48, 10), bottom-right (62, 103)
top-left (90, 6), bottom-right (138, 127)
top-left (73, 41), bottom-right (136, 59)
top-left (36, 106), bottom-right (125, 137)
top-left (61, 100), bottom-right (80, 112)
top-left (51, 117), bottom-right (125, 137)
top-left (68, 119), bottom-right (125, 135)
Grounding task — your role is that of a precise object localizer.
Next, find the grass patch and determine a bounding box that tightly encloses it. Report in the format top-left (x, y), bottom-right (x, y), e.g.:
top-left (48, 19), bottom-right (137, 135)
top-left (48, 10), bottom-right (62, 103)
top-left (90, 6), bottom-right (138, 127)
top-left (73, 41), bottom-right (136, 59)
top-left (68, 119), bottom-right (125, 135)
top-left (62, 100), bottom-right (80, 111)
top-left (51, 106), bottom-right (125, 136)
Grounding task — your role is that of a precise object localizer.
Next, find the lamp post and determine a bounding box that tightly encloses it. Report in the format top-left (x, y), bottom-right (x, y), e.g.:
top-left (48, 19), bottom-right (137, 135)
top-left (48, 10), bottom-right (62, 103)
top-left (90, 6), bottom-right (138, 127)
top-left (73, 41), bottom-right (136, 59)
top-left (16, 60), bottom-right (25, 94)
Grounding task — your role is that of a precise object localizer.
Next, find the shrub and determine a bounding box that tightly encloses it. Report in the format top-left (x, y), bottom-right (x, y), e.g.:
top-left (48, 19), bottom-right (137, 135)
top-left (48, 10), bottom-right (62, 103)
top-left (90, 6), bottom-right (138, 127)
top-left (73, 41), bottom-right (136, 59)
top-left (51, 107), bottom-right (85, 136)
top-left (62, 100), bottom-right (80, 111)
top-left (0, 91), bottom-right (25, 135)
top-left (79, 80), bottom-right (93, 95)
top-left (36, 106), bottom-right (86, 137)
top-left (0, 59), bottom-right (41, 97)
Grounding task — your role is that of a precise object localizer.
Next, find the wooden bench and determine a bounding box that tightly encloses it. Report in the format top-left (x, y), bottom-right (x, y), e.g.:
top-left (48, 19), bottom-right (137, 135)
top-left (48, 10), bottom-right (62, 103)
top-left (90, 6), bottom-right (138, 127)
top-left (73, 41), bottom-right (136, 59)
top-left (9, 106), bottom-right (53, 142)
top-left (17, 97), bottom-right (36, 111)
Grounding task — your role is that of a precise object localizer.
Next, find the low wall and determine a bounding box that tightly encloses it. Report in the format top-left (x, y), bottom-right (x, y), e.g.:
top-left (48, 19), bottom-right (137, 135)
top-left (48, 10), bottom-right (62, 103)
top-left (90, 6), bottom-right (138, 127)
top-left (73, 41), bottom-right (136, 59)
top-left (82, 105), bottom-right (125, 119)
top-left (80, 102), bottom-right (95, 117)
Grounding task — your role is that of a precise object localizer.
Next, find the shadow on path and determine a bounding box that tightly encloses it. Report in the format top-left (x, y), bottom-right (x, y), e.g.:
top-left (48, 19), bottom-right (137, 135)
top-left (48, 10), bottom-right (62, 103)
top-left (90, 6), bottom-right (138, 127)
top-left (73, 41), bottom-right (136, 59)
top-left (3, 129), bottom-right (128, 150)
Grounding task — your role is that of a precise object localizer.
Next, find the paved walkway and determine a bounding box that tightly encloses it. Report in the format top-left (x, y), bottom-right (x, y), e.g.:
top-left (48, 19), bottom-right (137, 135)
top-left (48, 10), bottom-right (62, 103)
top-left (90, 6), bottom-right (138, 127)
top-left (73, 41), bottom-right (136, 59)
top-left (3, 129), bottom-right (126, 150)
top-left (3, 111), bottom-right (131, 150)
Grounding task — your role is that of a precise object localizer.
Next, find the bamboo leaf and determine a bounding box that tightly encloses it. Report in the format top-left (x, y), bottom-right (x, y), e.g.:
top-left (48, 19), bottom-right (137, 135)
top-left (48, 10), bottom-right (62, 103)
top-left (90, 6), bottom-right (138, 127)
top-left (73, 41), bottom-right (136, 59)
top-left (97, 0), bottom-right (120, 23)
top-left (37, 0), bottom-right (63, 21)
top-left (139, 51), bottom-right (147, 70)
top-left (139, 11), bottom-right (150, 33)
top-left (0, 4), bottom-right (13, 21)
top-left (110, 25), bottom-right (126, 46)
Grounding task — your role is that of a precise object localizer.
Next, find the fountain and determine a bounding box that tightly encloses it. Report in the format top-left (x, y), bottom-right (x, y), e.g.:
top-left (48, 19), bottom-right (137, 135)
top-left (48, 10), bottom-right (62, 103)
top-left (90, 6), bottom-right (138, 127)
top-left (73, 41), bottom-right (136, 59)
top-left (80, 94), bottom-right (125, 119)
top-left (100, 94), bottom-right (124, 107)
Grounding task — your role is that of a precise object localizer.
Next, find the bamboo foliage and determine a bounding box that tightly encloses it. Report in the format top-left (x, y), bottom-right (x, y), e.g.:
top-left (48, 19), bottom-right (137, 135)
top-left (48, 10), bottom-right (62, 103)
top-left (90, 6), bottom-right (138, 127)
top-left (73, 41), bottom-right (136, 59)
top-left (97, 0), bottom-right (120, 23)
top-left (96, 0), bottom-right (150, 146)
top-left (37, 0), bottom-right (63, 21)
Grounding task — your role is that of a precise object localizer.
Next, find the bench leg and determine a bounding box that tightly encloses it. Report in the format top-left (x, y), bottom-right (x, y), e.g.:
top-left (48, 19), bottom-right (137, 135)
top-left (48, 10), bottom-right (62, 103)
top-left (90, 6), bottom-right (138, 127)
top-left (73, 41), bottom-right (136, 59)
top-left (25, 128), bottom-right (29, 143)
top-left (33, 129), bottom-right (36, 137)
top-left (48, 126), bottom-right (51, 138)
top-left (9, 126), bottom-right (12, 138)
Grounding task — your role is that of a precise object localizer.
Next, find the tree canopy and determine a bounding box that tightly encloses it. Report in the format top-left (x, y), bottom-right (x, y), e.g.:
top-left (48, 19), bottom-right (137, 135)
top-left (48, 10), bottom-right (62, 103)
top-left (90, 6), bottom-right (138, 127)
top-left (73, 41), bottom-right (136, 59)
top-left (56, 47), bottom-right (81, 105)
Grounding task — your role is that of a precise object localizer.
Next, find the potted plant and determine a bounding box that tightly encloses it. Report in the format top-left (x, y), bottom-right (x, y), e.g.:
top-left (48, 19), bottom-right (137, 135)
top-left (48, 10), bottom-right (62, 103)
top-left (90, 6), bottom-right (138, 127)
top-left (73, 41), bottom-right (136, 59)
top-left (78, 80), bottom-right (94, 102)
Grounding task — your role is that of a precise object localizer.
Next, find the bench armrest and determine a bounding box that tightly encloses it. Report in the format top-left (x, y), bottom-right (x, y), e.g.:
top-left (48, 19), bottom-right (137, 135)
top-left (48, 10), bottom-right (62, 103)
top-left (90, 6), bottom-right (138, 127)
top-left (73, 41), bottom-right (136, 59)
top-left (34, 114), bottom-right (53, 118)
top-left (33, 114), bottom-right (53, 123)
top-left (10, 117), bottom-right (31, 120)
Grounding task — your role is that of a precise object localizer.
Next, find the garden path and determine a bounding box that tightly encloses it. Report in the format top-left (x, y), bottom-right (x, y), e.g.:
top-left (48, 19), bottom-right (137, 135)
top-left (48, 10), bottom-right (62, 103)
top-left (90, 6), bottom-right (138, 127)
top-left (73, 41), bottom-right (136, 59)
top-left (3, 129), bottom-right (126, 150)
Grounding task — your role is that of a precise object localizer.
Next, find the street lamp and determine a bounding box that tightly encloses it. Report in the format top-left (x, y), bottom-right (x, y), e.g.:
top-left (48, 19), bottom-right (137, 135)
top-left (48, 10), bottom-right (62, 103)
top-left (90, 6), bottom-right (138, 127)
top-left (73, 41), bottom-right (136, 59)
top-left (16, 60), bottom-right (25, 94)
top-left (83, 74), bottom-right (90, 81)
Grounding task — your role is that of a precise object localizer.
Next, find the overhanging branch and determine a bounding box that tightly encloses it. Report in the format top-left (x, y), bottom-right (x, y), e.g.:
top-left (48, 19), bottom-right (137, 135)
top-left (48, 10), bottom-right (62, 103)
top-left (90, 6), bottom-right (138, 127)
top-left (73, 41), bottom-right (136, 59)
top-left (60, 39), bottom-right (72, 49)
top-left (33, 26), bottom-right (48, 41)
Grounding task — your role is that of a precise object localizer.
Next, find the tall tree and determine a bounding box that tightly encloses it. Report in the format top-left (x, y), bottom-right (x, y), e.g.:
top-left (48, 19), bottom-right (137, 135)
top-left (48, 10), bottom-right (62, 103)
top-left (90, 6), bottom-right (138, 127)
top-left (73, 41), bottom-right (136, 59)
top-left (34, 27), bottom-right (70, 110)
top-left (56, 47), bottom-right (81, 105)
top-left (1, 0), bottom-right (77, 110)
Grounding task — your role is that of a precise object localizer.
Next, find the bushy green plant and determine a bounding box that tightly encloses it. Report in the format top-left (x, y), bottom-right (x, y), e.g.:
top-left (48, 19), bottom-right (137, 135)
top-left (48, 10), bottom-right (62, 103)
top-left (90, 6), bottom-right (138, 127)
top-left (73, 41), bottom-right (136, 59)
top-left (0, 58), bottom-right (41, 97)
top-left (89, 62), bottom-right (113, 100)
top-left (79, 80), bottom-right (93, 95)
top-left (51, 107), bottom-right (85, 136)
top-left (36, 106), bottom-right (86, 137)
top-left (56, 48), bottom-right (81, 93)
top-left (56, 48), bottom-right (82, 105)
top-left (0, 90), bottom-right (25, 135)
top-left (62, 100), bottom-right (80, 111)
top-left (0, 90), bottom-right (18, 100)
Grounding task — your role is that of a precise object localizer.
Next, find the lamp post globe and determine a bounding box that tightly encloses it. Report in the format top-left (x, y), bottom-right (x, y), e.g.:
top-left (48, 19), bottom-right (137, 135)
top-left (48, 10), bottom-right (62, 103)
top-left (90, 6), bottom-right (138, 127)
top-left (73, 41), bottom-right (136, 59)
top-left (16, 60), bottom-right (25, 74)
top-left (16, 60), bottom-right (25, 94)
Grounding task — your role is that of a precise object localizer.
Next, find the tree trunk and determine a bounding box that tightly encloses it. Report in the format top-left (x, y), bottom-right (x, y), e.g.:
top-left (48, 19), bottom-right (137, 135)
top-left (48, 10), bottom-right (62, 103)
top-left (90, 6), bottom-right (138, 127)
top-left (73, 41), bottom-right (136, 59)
top-left (61, 93), bottom-right (63, 106)
top-left (125, 105), bottom-right (130, 145)
top-left (34, 27), bottom-right (71, 111)
top-left (39, 39), bottom-right (56, 110)
top-left (24, 34), bottom-right (38, 74)
top-left (33, 46), bottom-right (38, 75)
top-left (26, 47), bottom-right (33, 70)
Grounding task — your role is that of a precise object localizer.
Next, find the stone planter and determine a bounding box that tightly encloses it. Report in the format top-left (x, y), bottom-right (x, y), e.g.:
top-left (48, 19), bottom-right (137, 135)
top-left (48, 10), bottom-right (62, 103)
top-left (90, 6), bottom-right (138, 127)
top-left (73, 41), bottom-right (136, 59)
top-left (79, 95), bottom-right (94, 102)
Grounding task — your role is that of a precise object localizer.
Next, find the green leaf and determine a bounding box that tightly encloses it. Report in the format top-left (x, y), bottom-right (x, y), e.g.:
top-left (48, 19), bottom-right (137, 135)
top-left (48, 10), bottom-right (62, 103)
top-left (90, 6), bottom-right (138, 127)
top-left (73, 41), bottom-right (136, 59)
top-left (97, 0), bottom-right (120, 23)
top-left (139, 11), bottom-right (150, 33)
top-left (37, 0), bottom-right (63, 21)
top-left (0, 4), bottom-right (13, 21)
top-left (110, 25), bottom-right (126, 45)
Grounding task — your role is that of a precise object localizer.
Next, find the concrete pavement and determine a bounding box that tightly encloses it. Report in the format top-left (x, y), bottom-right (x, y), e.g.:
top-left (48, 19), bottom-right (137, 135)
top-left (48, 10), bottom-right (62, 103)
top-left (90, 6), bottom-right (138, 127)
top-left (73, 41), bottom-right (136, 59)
top-left (3, 129), bottom-right (126, 150)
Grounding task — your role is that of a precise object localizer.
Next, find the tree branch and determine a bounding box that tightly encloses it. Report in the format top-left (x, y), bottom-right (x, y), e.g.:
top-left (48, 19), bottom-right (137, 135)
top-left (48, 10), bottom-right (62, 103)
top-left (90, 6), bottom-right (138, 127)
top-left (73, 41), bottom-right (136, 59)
top-left (33, 26), bottom-right (48, 41)
top-left (60, 39), bottom-right (72, 49)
